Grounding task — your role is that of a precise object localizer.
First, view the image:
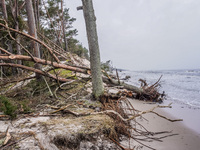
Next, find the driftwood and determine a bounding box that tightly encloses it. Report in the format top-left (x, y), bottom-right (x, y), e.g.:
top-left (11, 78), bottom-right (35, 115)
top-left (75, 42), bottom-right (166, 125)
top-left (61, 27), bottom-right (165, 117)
top-left (0, 132), bottom-right (34, 150)
top-left (50, 104), bottom-right (72, 114)
top-left (46, 102), bottom-right (180, 123)
top-left (3, 127), bottom-right (11, 146)
top-left (101, 70), bottom-right (163, 102)
top-left (103, 77), bottom-right (143, 94)
top-left (98, 95), bottom-right (180, 150)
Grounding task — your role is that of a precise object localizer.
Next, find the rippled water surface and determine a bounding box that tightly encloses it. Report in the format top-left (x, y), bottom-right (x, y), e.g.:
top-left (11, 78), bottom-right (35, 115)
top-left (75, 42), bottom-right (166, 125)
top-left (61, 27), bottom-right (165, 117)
top-left (119, 69), bottom-right (200, 108)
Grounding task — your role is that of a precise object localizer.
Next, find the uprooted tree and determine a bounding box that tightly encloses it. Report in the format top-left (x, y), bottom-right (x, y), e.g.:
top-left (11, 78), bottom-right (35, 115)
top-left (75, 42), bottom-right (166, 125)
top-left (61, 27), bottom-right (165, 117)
top-left (0, 22), bottom-right (165, 103)
top-left (0, 1), bottom-right (176, 150)
top-left (0, 0), bottom-right (169, 107)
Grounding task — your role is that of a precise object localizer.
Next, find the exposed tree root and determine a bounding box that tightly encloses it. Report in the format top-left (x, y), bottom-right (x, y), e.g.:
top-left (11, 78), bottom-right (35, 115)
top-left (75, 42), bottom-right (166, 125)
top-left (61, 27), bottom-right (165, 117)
top-left (98, 95), bottom-right (181, 150)
top-left (0, 18), bottom-right (176, 150)
top-left (43, 94), bottom-right (182, 150)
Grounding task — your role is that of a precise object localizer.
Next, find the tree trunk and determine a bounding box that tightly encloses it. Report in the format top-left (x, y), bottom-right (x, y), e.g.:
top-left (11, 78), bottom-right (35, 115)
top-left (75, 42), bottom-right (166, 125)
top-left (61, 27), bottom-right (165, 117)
top-left (42, 0), bottom-right (62, 47)
top-left (1, 0), bottom-right (14, 74)
top-left (0, 53), bottom-right (146, 96)
top-left (25, 0), bottom-right (41, 78)
top-left (25, 0), bottom-right (40, 59)
top-left (82, 0), bottom-right (104, 99)
top-left (2, 0), bottom-right (8, 19)
top-left (15, 24), bottom-right (21, 64)
top-left (33, 0), bottom-right (42, 57)
top-left (61, 0), bottom-right (68, 52)
top-left (1, 0), bottom-right (14, 54)
top-left (0, 54), bottom-right (87, 74)
top-left (12, 0), bottom-right (22, 75)
top-left (102, 77), bottom-right (144, 94)
top-left (33, 0), bottom-right (39, 28)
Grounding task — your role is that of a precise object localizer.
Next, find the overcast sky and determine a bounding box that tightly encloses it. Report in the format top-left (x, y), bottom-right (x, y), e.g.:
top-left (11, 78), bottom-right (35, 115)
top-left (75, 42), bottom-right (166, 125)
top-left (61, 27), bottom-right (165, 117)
top-left (66, 0), bottom-right (200, 71)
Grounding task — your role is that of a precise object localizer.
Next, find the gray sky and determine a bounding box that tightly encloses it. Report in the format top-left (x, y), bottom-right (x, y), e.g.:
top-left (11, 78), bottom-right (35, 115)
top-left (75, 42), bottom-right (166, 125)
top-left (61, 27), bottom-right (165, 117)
top-left (66, 0), bottom-right (200, 71)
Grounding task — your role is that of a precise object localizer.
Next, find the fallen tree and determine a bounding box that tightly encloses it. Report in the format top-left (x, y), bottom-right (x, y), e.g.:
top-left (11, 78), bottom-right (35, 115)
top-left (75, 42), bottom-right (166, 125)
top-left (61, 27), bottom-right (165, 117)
top-left (0, 20), bottom-right (163, 102)
top-left (0, 63), bottom-right (71, 82)
top-left (0, 60), bottom-right (164, 102)
top-left (103, 77), bottom-right (143, 94)
top-left (0, 21), bottom-right (60, 63)
top-left (0, 54), bottom-right (87, 74)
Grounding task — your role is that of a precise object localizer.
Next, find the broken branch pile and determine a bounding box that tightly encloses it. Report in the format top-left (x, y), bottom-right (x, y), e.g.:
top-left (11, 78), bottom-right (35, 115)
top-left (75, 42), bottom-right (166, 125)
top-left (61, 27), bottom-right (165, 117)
top-left (98, 94), bottom-right (181, 150)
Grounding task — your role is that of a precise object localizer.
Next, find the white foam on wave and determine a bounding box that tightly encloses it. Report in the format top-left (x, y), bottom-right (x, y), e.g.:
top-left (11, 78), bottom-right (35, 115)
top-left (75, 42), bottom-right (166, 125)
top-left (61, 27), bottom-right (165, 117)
top-left (119, 69), bottom-right (200, 108)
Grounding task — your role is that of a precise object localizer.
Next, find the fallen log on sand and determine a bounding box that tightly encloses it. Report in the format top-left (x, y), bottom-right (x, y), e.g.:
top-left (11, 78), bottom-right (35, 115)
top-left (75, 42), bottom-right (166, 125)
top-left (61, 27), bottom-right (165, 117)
top-left (103, 77), bottom-right (143, 94)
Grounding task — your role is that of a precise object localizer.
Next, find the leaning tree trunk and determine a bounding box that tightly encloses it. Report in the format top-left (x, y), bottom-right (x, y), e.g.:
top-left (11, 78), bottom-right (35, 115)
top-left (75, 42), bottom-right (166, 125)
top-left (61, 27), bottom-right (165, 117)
top-left (25, 0), bottom-right (41, 78)
top-left (82, 0), bottom-right (104, 99)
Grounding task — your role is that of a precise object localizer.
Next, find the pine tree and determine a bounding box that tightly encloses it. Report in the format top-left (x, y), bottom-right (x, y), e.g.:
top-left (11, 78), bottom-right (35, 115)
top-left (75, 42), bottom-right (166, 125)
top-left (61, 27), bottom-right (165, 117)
top-left (25, 0), bottom-right (41, 78)
top-left (82, 0), bottom-right (104, 99)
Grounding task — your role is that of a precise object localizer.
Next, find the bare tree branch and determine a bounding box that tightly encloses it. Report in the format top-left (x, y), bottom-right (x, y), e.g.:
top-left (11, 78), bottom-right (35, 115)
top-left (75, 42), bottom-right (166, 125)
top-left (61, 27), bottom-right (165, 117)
top-left (0, 21), bottom-right (60, 63)
top-left (0, 47), bottom-right (12, 55)
top-left (0, 63), bottom-right (71, 82)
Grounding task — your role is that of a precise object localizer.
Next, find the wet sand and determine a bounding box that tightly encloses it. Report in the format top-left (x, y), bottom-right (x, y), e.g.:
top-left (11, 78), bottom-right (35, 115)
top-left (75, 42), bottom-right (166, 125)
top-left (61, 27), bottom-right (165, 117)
top-left (162, 99), bottom-right (200, 134)
top-left (129, 99), bottom-right (200, 150)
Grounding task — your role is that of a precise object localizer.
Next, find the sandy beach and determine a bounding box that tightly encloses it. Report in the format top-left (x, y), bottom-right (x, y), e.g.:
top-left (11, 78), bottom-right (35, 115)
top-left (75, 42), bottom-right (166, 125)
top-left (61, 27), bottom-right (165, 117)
top-left (128, 99), bottom-right (200, 150)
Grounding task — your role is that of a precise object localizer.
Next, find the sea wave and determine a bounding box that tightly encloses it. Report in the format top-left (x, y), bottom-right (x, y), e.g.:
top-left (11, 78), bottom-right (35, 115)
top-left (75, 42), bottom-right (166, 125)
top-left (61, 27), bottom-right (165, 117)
top-left (119, 69), bottom-right (200, 108)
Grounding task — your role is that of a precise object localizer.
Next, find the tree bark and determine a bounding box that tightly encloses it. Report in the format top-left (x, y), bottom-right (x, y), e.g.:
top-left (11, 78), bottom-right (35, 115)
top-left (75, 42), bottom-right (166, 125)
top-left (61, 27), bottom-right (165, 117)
top-left (61, 0), bottom-right (68, 52)
top-left (0, 53), bottom-right (145, 95)
top-left (33, 0), bottom-right (39, 29)
top-left (25, 0), bottom-right (41, 75)
top-left (0, 54), bottom-right (87, 74)
top-left (82, 0), bottom-right (104, 99)
top-left (14, 0), bottom-right (22, 68)
top-left (102, 77), bottom-right (144, 94)
top-left (1, 1), bottom-right (14, 54)
top-left (2, 0), bottom-right (8, 19)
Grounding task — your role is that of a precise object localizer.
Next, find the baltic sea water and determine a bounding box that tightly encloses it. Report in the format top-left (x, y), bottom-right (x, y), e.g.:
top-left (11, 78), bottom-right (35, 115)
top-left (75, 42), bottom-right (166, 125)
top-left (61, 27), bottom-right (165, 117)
top-left (119, 69), bottom-right (200, 108)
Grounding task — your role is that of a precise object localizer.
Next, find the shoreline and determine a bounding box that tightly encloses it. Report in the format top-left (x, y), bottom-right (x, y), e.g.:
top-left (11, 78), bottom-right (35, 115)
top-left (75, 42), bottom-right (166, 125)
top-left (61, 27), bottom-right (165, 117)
top-left (129, 99), bottom-right (200, 150)
top-left (162, 99), bottom-right (200, 134)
